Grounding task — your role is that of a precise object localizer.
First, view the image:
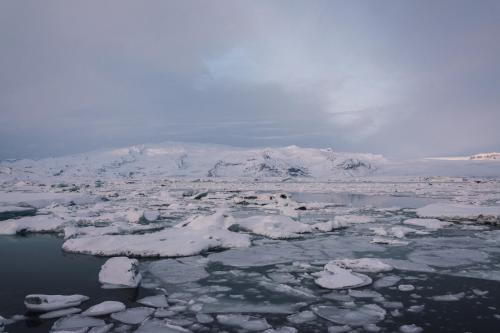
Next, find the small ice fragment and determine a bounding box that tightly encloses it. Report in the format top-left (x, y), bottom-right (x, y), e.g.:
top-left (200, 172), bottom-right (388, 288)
top-left (88, 324), bottom-right (114, 333)
top-left (99, 257), bottom-right (142, 288)
top-left (82, 301), bottom-right (126, 316)
top-left (399, 324), bottom-right (423, 333)
top-left (51, 315), bottom-right (105, 331)
top-left (431, 292), bottom-right (466, 301)
top-left (407, 305), bottom-right (425, 313)
top-left (398, 284), bottom-right (415, 292)
top-left (313, 304), bottom-right (386, 326)
top-left (264, 327), bottom-right (298, 333)
top-left (403, 218), bottom-right (451, 230)
top-left (328, 325), bottom-right (351, 333)
top-left (331, 258), bottom-right (393, 273)
top-left (314, 264), bottom-right (372, 290)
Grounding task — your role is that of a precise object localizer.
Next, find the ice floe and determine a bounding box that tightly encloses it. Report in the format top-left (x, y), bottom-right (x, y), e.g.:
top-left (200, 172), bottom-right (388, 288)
top-left (99, 257), bottom-right (142, 288)
top-left (62, 210), bottom-right (250, 257)
top-left (51, 315), bottom-right (105, 331)
top-left (331, 258), bottom-right (393, 273)
top-left (110, 307), bottom-right (155, 324)
top-left (216, 314), bottom-right (271, 331)
top-left (234, 215), bottom-right (311, 239)
top-left (147, 259), bottom-right (209, 285)
top-left (0, 215), bottom-right (65, 235)
top-left (39, 307), bottom-right (81, 319)
top-left (82, 301), bottom-right (126, 316)
top-left (137, 295), bottom-right (168, 308)
top-left (403, 218), bottom-right (452, 230)
top-left (417, 203), bottom-right (500, 224)
top-left (24, 294), bottom-right (89, 312)
top-left (314, 262), bottom-right (372, 289)
top-left (312, 304), bottom-right (386, 326)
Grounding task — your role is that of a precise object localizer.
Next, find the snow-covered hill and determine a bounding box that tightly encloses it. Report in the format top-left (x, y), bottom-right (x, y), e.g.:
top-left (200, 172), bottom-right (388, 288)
top-left (0, 142), bottom-right (384, 182)
top-left (1, 142), bottom-right (500, 183)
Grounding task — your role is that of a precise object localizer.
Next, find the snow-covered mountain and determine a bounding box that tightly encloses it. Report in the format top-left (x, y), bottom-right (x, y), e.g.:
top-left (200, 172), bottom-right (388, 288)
top-left (0, 142), bottom-right (384, 181)
top-left (469, 152), bottom-right (500, 160)
top-left (1, 142), bottom-right (500, 183)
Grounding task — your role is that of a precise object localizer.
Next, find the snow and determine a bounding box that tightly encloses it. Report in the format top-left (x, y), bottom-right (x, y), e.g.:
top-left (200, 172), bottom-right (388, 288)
top-left (24, 294), bottom-right (89, 312)
top-left (330, 258), bottom-right (393, 273)
top-left (110, 307), bottom-right (155, 324)
top-left (98, 257), bottom-right (142, 288)
top-left (417, 203), bottom-right (500, 224)
top-left (0, 215), bottom-right (65, 235)
top-left (216, 314), bottom-right (271, 331)
top-left (63, 210), bottom-right (250, 257)
top-left (82, 301), bottom-right (126, 316)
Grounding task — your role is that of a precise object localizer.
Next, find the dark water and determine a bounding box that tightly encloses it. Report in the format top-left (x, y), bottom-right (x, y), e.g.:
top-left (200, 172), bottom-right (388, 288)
top-left (0, 235), bottom-right (142, 333)
top-left (291, 192), bottom-right (439, 209)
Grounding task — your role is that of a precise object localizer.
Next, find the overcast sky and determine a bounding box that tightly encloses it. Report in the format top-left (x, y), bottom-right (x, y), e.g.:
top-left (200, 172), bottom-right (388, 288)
top-left (1, 0), bottom-right (499, 159)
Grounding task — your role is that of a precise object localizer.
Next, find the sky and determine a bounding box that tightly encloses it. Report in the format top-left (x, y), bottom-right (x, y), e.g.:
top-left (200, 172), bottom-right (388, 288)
top-left (1, 0), bottom-right (499, 159)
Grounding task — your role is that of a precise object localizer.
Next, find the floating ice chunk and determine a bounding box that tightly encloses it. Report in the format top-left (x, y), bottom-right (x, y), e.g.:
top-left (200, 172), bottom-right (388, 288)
top-left (51, 315), bottom-right (105, 331)
top-left (472, 289), bottom-right (489, 296)
top-left (408, 248), bottom-right (489, 268)
top-left (287, 310), bottom-right (316, 324)
top-left (63, 210), bottom-right (250, 257)
top-left (417, 203), bottom-right (500, 224)
top-left (143, 210), bottom-right (159, 222)
top-left (82, 301), bottom-right (126, 316)
top-left (39, 307), bottom-right (81, 319)
top-left (201, 301), bottom-right (298, 314)
top-left (403, 218), bottom-right (451, 230)
top-left (99, 257), bottom-right (142, 288)
top-left (389, 226), bottom-right (427, 238)
top-left (148, 259), bottom-right (209, 284)
top-left (334, 215), bottom-right (374, 227)
top-left (331, 258), bottom-right (393, 273)
top-left (196, 313), bottom-right (214, 324)
top-left (314, 263), bottom-right (372, 290)
top-left (398, 284), bottom-right (415, 292)
top-left (407, 305), bottom-right (425, 313)
top-left (127, 210), bottom-right (144, 223)
top-left (234, 215), bottom-right (311, 239)
top-left (216, 314), bottom-right (271, 331)
top-left (312, 304), bottom-right (386, 326)
top-left (264, 327), bottom-right (298, 333)
top-left (383, 259), bottom-right (435, 273)
top-left (399, 324), bottom-right (423, 333)
top-left (371, 237), bottom-right (409, 245)
top-left (0, 215), bottom-right (65, 235)
top-left (88, 323), bottom-right (114, 333)
top-left (110, 307), bottom-right (155, 324)
top-left (349, 290), bottom-right (383, 299)
top-left (24, 294), bottom-right (89, 312)
top-left (134, 319), bottom-right (191, 333)
top-left (328, 325), bottom-right (351, 333)
top-left (311, 221), bottom-right (336, 232)
top-left (137, 295), bottom-right (168, 308)
top-left (431, 292), bottom-right (466, 301)
top-left (207, 242), bottom-right (305, 267)
top-left (258, 281), bottom-right (317, 299)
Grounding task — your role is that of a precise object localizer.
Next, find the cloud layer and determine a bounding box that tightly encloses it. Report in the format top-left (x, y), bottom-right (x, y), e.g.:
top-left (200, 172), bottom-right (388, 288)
top-left (1, 0), bottom-right (499, 158)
